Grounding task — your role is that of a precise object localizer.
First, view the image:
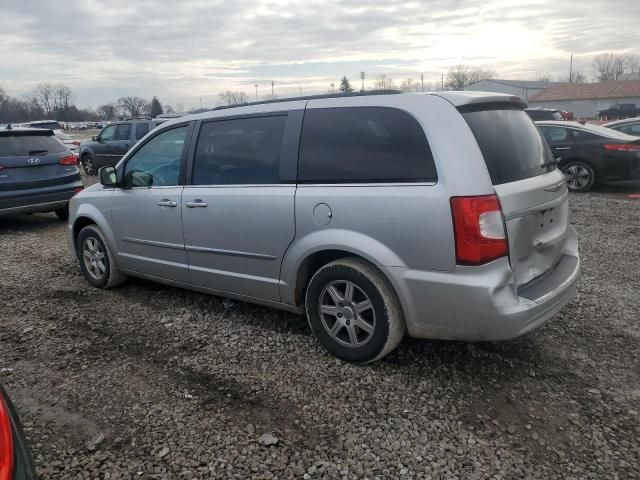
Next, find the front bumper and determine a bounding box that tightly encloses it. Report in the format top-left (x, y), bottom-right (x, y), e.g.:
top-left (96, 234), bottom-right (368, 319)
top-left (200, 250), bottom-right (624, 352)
top-left (384, 228), bottom-right (580, 341)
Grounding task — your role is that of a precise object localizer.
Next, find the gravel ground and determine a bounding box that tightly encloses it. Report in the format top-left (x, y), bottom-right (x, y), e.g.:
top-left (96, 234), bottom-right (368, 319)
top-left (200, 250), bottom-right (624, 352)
top-left (0, 183), bottom-right (639, 479)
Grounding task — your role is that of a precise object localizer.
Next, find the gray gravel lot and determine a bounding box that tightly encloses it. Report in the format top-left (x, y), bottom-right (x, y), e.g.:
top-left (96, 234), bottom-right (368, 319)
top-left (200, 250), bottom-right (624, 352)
top-left (0, 183), bottom-right (639, 479)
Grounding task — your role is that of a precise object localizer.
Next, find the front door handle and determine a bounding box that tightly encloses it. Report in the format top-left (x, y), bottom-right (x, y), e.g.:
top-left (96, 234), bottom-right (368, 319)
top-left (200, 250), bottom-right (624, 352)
top-left (156, 199), bottom-right (177, 207)
top-left (555, 147), bottom-right (571, 150)
top-left (185, 200), bottom-right (208, 208)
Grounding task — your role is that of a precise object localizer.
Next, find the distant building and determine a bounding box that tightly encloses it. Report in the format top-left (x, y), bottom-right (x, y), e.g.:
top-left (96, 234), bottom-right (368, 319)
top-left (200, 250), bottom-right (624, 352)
top-left (463, 79), bottom-right (559, 101)
top-left (528, 80), bottom-right (640, 119)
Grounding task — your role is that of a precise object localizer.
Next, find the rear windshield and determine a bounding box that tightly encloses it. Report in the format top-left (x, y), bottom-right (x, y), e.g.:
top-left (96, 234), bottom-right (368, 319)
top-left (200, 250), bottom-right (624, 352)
top-left (0, 132), bottom-right (66, 157)
top-left (462, 108), bottom-right (556, 185)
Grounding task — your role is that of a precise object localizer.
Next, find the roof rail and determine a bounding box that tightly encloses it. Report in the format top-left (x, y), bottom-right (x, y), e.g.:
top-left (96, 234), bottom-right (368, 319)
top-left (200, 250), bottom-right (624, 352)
top-left (211, 89), bottom-right (404, 111)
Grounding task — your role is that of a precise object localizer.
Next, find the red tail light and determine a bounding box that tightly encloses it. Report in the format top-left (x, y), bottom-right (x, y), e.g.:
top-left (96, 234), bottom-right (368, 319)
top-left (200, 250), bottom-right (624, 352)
top-left (73, 186), bottom-right (84, 193)
top-left (59, 154), bottom-right (78, 165)
top-left (450, 195), bottom-right (508, 265)
top-left (72, 140), bottom-right (81, 146)
top-left (0, 395), bottom-right (14, 480)
top-left (604, 144), bottom-right (640, 152)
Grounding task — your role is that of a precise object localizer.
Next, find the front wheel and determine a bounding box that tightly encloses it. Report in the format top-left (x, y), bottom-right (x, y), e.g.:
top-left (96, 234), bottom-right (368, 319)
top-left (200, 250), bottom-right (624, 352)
top-left (81, 154), bottom-right (97, 176)
top-left (305, 258), bottom-right (405, 363)
top-left (76, 225), bottom-right (126, 289)
top-left (562, 161), bottom-right (595, 192)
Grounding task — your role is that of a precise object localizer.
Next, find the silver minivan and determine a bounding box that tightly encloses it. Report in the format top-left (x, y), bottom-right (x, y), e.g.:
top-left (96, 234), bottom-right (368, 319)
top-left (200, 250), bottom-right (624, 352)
top-left (68, 91), bottom-right (580, 363)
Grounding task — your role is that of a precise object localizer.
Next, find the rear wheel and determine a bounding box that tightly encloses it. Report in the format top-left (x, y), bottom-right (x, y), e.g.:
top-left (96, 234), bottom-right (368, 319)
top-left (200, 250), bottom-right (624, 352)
top-left (305, 258), bottom-right (405, 363)
top-left (562, 161), bottom-right (595, 192)
top-left (77, 225), bottom-right (126, 289)
top-left (81, 154), bottom-right (96, 176)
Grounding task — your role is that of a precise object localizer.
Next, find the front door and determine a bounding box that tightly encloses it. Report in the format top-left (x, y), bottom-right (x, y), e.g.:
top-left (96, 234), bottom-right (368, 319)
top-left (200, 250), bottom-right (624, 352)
top-left (540, 125), bottom-right (574, 161)
top-left (92, 124), bottom-right (118, 167)
top-left (112, 123), bottom-right (133, 160)
top-left (111, 124), bottom-right (191, 282)
top-left (181, 114), bottom-right (296, 301)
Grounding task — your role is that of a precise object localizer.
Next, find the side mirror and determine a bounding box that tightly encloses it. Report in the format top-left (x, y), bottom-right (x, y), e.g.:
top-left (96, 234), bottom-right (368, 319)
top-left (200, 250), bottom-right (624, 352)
top-left (99, 166), bottom-right (118, 187)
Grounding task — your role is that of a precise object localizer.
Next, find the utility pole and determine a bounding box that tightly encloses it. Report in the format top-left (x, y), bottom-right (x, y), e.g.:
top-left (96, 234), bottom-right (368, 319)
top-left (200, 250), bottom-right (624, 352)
top-left (271, 80), bottom-right (274, 97)
top-left (569, 54), bottom-right (573, 83)
top-left (330, 83), bottom-right (335, 93)
top-left (254, 84), bottom-right (258, 100)
top-left (441, 73), bottom-right (444, 91)
top-left (421, 73), bottom-right (424, 92)
top-left (360, 71), bottom-right (365, 92)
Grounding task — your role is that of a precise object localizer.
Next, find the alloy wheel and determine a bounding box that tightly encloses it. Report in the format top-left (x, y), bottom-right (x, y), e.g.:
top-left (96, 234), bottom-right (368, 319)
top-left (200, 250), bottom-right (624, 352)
top-left (318, 280), bottom-right (376, 348)
top-left (563, 164), bottom-right (591, 191)
top-left (82, 237), bottom-right (106, 280)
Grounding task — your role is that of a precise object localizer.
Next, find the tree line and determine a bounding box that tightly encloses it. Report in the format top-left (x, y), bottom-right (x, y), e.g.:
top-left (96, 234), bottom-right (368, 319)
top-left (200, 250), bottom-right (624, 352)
top-left (0, 83), bottom-right (176, 124)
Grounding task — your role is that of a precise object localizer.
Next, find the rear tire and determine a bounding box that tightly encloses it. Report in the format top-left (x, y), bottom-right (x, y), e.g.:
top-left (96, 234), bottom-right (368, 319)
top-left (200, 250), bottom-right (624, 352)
top-left (54, 206), bottom-right (69, 221)
top-left (82, 154), bottom-right (97, 176)
top-left (305, 257), bottom-right (405, 363)
top-left (562, 161), bottom-right (595, 192)
top-left (76, 225), bottom-right (126, 289)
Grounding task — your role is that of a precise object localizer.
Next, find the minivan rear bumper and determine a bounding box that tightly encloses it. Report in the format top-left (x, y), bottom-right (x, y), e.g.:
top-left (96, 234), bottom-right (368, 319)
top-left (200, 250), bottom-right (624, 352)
top-left (384, 226), bottom-right (580, 341)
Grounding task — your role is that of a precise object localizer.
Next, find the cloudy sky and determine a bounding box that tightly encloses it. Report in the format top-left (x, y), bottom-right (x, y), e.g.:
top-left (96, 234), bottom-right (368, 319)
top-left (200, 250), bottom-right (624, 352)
top-left (1, 0), bottom-right (639, 110)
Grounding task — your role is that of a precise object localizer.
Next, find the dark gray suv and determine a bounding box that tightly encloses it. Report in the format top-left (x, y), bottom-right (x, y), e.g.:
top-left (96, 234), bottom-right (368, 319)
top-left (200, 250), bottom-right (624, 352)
top-left (0, 127), bottom-right (83, 220)
top-left (79, 119), bottom-right (156, 175)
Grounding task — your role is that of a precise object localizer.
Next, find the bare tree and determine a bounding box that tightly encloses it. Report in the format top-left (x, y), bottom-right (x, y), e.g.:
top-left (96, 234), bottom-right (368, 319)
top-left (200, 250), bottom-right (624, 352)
top-left (374, 74), bottom-right (396, 90)
top-left (118, 96), bottom-right (149, 117)
top-left (624, 55), bottom-right (640, 74)
top-left (400, 78), bottom-right (420, 92)
top-left (27, 83), bottom-right (55, 115)
top-left (97, 103), bottom-right (118, 120)
top-left (218, 91), bottom-right (248, 106)
top-left (446, 65), bottom-right (495, 90)
top-left (592, 53), bottom-right (627, 81)
top-left (53, 85), bottom-right (73, 111)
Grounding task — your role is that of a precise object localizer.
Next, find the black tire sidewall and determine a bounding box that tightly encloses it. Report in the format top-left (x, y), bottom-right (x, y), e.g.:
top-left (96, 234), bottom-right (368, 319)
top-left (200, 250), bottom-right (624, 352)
top-left (562, 161), bottom-right (595, 192)
top-left (77, 227), bottom-right (111, 288)
top-left (306, 264), bottom-right (390, 363)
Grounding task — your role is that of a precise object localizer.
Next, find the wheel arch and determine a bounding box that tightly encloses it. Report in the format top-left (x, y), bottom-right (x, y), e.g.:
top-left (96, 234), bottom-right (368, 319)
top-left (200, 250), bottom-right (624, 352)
top-left (71, 206), bottom-right (119, 265)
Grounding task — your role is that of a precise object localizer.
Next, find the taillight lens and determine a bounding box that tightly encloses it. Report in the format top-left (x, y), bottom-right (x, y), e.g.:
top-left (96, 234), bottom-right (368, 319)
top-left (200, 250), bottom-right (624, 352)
top-left (59, 154), bottom-right (78, 165)
top-left (604, 143), bottom-right (640, 152)
top-left (450, 195), bottom-right (508, 265)
top-left (0, 395), bottom-right (14, 480)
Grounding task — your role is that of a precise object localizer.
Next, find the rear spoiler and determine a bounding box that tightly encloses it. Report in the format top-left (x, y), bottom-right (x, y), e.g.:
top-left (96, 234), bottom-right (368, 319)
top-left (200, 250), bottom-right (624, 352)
top-left (432, 92), bottom-right (527, 112)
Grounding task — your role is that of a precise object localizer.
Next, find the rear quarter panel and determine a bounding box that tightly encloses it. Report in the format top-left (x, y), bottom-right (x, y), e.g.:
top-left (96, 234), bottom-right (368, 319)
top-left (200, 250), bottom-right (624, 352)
top-left (280, 94), bottom-right (496, 304)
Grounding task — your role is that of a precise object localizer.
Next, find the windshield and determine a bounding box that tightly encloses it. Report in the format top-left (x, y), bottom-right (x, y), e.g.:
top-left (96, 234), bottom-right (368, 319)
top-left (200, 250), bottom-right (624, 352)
top-left (462, 108), bottom-right (556, 185)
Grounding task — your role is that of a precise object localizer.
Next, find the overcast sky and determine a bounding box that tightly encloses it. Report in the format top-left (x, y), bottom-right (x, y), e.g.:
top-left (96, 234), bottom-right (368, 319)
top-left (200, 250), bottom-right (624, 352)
top-left (1, 0), bottom-right (639, 110)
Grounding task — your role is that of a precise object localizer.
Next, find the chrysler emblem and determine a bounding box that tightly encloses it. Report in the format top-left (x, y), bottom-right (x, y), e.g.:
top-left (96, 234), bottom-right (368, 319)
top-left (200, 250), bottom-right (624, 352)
top-left (27, 158), bottom-right (41, 166)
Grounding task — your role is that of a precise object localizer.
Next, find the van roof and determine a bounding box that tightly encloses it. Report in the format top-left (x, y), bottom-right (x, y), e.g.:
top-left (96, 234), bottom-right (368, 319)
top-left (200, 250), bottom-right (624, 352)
top-left (160, 90), bottom-right (526, 128)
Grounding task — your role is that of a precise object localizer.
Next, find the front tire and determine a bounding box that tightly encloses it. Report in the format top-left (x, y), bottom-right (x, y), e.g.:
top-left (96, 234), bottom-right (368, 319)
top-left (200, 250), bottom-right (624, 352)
top-left (562, 161), bottom-right (595, 192)
top-left (305, 258), bottom-right (405, 363)
top-left (76, 225), bottom-right (126, 289)
top-left (81, 154), bottom-right (97, 176)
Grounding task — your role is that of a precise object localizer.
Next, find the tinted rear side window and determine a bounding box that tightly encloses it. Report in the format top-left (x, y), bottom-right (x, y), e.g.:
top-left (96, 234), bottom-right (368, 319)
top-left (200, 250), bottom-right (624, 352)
top-left (116, 124), bottom-right (131, 141)
top-left (0, 133), bottom-right (66, 157)
top-left (192, 115), bottom-right (287, 185)
top-left (135, 123), bottom-right (150, 140)
top-left (299, 107), bottom-right (436, 183)
top-left (462, 108), bottom-right (555, 185)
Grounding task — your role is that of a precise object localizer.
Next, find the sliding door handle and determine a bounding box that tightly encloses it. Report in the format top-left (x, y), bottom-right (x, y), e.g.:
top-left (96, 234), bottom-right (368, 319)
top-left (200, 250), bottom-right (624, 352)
top-left (185, 200), bottom-right (208, 208)
top-left (156, 199), bottom-right (177, 207)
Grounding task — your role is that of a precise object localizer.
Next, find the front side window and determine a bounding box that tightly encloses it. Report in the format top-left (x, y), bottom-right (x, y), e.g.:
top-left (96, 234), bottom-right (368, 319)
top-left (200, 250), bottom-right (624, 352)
top-left (192, 115), bottom-right (287, 185)
top-left (100, 125), bottom-right (116, 141)
top-left (299, 107), bottom-right (436, 183)
top-left (116, 123), bottom-right (131, 141)
top-left (123, 126), bottom-right (188, 187)
top-left (617, 123), bottom-right (640, 135)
